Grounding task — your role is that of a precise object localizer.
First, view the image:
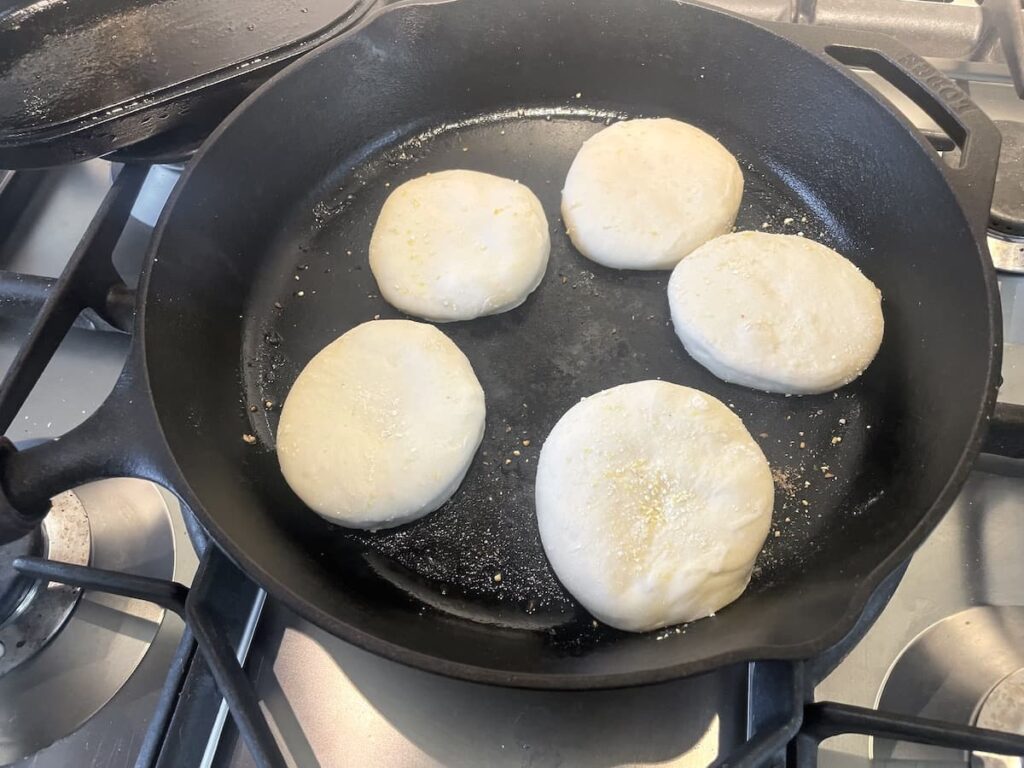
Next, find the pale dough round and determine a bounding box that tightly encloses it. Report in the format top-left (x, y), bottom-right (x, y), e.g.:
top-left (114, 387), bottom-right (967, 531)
top-left (561, 118), bottom-right (743, 270)
top-left (276, 320), bottom-right (485, 529)
top-left (668, 232), bottom-right (884, 394)
top-left (535, 380), bottom-right (773, 632)
top-left (369, 170), bottom-right (550, 322)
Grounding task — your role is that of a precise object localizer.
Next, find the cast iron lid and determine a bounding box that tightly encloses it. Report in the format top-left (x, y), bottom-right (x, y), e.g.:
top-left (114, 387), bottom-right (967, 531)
top-left (0, 0), bottom-right (384, 168)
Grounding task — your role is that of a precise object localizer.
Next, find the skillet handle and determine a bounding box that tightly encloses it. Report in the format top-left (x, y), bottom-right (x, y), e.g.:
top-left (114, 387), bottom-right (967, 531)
top-left (771, 24), bottom-right (1019, 459)
top-left (0, 166), bottom-right (176, 544)
top-left (0, 350), bottom-right (172, 541)
top-left (770, 23), bottom-right (1002, 238)
top-left (982, 401), bottom-right (1024, 459)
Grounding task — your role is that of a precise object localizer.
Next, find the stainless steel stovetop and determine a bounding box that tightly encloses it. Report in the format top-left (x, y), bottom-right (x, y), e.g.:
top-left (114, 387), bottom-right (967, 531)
top-left (2, 3), bottom-right (1024, 766)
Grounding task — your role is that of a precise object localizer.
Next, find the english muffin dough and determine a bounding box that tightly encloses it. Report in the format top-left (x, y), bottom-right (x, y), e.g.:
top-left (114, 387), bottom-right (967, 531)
top-left (561, 118), bottom-right (743, 270)
top-left (668, 232), bottom-right (884, 394)
top-left (535, 380), bottom-right (773, 632)
top-left (369, 170), bottom-right (550, 322)
top-left (276, 320), bottom-right (485, 529)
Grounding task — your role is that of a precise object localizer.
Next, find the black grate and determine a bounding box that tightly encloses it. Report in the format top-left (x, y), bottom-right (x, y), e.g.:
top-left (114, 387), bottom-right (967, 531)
top-left (740, 662), bottom-right (1024, 767)
top-left (13, 549), bottom-right (285, 768)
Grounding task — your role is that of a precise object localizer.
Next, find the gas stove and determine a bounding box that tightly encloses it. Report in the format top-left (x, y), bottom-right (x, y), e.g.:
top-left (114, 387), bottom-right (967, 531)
top-left (1, 2), bottom-right (1024, 767)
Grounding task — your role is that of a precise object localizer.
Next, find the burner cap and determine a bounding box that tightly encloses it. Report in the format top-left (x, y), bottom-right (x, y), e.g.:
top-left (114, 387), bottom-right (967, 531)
top-left (974, 668), bottom-right (1024, 768)
top-left (0, 527), bottom-right (43, 624)
top-left (991, 121), bottom-right (1024, 239)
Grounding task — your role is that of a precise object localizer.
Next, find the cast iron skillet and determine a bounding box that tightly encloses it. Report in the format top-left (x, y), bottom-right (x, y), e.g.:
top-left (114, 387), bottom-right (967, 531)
top-left (0, 0), bottom-right (1006, 687)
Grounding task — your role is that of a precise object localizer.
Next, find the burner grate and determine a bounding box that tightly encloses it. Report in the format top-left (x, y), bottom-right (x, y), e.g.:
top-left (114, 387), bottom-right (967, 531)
top-left (740, 661), bottom-right (1024, 767)
top-left (13, 549), bottom-right (281, 768)
top-left (10, 549), bottom-right (1024, 768)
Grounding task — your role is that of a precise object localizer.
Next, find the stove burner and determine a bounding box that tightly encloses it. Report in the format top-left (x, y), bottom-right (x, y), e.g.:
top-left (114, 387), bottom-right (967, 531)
top-left (0, 492), bottom-right (90, 676)
top-left (872, 606), bottom-right (1024, 764)
top-left (0, 479), bottom-right (185, 765)
top-left (975, 668), bottom-right (1024, 768)
top-left (0, 525), bottom-right (43, 624)
top-left (990, 121), bottom-right (1024, 274)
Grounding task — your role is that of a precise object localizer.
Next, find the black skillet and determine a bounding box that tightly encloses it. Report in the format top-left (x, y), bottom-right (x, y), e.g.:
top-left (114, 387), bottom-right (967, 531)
top-left (0, 0), bottom-right (1009, 687)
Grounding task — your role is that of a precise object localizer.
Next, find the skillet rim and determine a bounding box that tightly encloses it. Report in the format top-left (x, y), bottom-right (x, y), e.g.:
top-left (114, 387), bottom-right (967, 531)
top-left (137, 0), bottom-right (1002, 689)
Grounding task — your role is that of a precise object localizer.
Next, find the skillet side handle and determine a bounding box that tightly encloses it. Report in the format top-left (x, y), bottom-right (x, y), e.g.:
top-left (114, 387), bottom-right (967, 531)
top-left (982, 402), bottom-right (1024, 459)
top-left (0, 164), bottom-right (175, 544)
top-left (771, 23), bottom-right (1002, 239)
top-left (0, 353), bottom-right (174, 545)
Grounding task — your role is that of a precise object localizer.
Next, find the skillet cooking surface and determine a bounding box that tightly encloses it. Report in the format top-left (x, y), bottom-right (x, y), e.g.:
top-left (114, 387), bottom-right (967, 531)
top-left (143, 0), bottom-right (996, 684)
top-left (246, 112), bottom-right (888, 637)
